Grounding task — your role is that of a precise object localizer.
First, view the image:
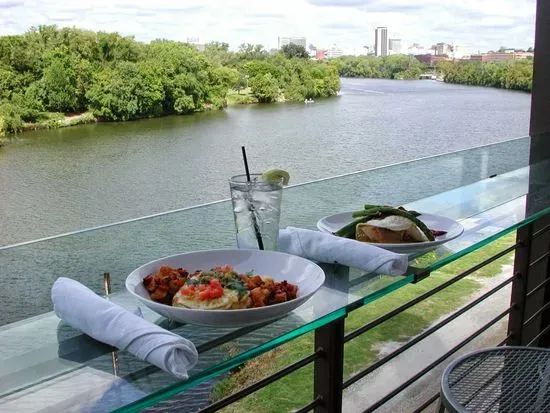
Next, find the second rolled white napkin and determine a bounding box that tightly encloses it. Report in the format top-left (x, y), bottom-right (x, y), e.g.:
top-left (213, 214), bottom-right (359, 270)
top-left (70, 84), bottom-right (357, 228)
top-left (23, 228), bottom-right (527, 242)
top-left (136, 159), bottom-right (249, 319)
top-left (278, 227), bottom-right (408, 275)
top-left (52, 277), bottom-right (198, 379)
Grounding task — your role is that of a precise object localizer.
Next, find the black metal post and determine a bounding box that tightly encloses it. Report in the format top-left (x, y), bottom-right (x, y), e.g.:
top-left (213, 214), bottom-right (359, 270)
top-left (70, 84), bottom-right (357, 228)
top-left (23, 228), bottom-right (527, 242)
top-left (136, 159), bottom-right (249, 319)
top-left (539, 223), bottom-right (550, 347)
top-left (314, 317), bottom-right (345, 413)
top-left (528, 0), bottom-right (550, 347)
top-left (507, 223), bottom-right (533, 345)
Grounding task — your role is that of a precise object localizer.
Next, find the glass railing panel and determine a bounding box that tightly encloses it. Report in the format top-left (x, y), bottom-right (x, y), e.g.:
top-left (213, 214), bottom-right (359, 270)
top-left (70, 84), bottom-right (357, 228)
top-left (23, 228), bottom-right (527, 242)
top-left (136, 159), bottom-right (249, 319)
top-left (1, 138), bottom-right (547, 413)
top-left (281, 137), bottom-right (530, 230)
top-left (0, 138), bottom-right (531, 326)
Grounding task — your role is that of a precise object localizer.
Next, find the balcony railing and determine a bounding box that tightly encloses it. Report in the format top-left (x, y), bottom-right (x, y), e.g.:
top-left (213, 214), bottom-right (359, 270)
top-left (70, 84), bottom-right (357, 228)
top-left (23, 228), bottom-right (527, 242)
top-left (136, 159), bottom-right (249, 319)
top-left (1, 136), bottom-right (549, 413)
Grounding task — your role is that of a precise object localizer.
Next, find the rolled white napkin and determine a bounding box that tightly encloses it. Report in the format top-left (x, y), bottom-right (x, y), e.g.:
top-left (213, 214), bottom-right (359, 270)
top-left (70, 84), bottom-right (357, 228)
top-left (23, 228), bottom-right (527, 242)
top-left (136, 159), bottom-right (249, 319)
top-left (278, 227), bottom-right (408, 275)
top-left (51, 277), bottom-right (198, 379)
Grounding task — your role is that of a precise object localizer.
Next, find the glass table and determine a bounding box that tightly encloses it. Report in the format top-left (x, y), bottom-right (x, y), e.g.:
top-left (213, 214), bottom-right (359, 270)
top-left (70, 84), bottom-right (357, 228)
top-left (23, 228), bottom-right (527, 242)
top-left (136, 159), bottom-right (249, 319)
top-left (1, 139), bottom-right (549, 413)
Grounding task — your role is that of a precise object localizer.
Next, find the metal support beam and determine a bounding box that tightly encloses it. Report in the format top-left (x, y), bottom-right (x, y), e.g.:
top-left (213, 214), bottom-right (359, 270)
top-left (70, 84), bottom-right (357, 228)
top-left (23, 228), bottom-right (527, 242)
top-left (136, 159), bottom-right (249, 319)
top-left (507, 224), bottom-right (533, 345)
top-left (528, 0), bottom-right (550, 348)
top-left (541, 229), bottom-right (550, 347)
top-left (314, 317), bottom-right (345, 413)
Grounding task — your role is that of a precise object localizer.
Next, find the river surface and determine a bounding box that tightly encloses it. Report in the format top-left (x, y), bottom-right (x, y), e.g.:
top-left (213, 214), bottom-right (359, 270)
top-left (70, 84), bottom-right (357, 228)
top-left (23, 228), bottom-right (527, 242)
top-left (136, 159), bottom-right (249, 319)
top-left (0, 78), bottom-right (530, 247)
top-left (0, 78), bottom-right (533, 327)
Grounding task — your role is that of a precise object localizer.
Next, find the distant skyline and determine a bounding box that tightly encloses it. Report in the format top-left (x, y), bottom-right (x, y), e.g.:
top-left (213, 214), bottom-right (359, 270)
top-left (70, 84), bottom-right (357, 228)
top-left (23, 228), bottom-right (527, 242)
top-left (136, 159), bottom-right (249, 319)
top-left (0, 0), bottom-right (536, 54)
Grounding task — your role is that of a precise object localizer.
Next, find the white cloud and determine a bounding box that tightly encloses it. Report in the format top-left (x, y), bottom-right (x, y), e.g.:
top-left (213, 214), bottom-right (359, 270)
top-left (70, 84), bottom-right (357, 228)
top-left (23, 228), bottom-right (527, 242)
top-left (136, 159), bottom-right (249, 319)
top-left (0, 0), bottom-right (536, 52)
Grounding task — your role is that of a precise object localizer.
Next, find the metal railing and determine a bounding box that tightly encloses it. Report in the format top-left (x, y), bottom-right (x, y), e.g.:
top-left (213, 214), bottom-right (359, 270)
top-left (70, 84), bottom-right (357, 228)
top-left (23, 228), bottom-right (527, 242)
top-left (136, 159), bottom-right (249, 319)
top-left (183, 217), bottom-right (550, 413)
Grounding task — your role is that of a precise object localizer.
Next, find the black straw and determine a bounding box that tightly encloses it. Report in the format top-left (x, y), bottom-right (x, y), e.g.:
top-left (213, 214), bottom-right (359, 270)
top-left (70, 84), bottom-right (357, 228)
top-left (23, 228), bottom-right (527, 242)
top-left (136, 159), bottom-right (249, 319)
top-left (241, 146), bottom-right (264, 250)
top-left (242, 146), bottom-right (251, 181)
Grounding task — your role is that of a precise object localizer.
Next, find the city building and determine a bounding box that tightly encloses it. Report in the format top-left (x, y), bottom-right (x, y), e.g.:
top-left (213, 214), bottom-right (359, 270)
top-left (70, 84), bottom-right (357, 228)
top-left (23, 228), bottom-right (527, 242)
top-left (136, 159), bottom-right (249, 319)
top-left (357, 45), bottom-right (372, 56)
top-left (469, 54), bottom-right (488, 63)
top-left (433, 42), bottom-right (452, 56)
top-left (325, 44), bottom-right (344, 59)
top-left (448, 44), bottom-right (470, 60)
top-left (485, 51), bottom-right (534, 63)
top-left (278, 37), bottom-right (306, 49)
top-left (415, 54), bottom-right (450, 66)
top-left (374, 27), bottom-right (388, 57)
top-left (407, 43), bottom-right (429, 55)
top-left (315, 49), bottom-right (327, 60)
top-left (308, 44), bottom-right (318, 59)
top-left (470, 51), bottom-right (534, 64)
top-left (388, 38), bottom-right (402, 55)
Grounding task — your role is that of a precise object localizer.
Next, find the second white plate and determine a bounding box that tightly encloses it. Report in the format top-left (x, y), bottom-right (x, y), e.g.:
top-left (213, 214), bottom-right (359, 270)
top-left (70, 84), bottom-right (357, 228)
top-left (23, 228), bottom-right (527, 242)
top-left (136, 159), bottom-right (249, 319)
top-left (317, 212), bottom-right (464, 254)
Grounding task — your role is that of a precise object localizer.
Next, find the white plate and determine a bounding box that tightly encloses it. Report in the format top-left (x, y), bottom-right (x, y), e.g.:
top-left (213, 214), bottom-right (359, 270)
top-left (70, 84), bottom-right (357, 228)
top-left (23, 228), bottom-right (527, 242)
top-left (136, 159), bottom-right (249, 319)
top-left (126, 249), bottom-right (325, 327)
top-left (317, 212), bottom-right (464, 254)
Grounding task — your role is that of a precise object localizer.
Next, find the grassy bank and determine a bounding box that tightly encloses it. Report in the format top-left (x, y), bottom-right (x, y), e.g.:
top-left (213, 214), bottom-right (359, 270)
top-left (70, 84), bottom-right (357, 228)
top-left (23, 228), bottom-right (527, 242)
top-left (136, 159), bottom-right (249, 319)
top-left (0, 89), bottom-right (273, 141)
top-left (226, 88), bottom-right (259, 105)
top-left (210, 233), bottom-right (516, 412)
top-left (22, 112), bottom-right (96, 132)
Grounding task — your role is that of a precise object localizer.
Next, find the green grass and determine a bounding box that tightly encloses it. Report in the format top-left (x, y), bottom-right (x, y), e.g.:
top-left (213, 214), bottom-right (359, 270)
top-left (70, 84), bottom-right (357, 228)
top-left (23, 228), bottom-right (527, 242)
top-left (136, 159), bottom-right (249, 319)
top-left (23, 111), bottom-right (96, 131)
top-left (211, 233), bottom-right (517, 413)
top-left (226, 88), bottom-right (259, 105)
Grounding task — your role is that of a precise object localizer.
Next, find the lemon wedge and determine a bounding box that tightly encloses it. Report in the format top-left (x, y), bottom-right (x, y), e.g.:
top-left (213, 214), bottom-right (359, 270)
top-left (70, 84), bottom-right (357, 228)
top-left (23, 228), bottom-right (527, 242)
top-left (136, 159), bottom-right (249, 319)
top-left (262, 169), bottom-right (290, 185)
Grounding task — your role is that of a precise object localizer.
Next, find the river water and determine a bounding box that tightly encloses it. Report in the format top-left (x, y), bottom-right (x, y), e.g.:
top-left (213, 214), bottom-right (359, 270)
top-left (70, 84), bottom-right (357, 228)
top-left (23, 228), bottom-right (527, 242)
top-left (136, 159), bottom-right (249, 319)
top-left (0, 79), bottom-right (531, 247)
top-left (0, 78), bottom-right (533, 327)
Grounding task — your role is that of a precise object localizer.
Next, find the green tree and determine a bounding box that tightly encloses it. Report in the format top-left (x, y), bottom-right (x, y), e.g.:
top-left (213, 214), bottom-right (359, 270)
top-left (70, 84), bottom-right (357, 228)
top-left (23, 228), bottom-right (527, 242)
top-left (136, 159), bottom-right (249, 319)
top-left (204, 41), bottom-right (234, 66)
top-left (237, 43), bottom-right (267, 60)
top-left (97, 31), bottom-right (141, 62)
top-left (249, 73), bottom-right (280, 103)
top-left (436, 59), bottom-right (532, 92)
top-left (335, 55), bottom-right (425, 79)
top-left (281, 44), bottom-right (309, 59)
top-left (170, 72), bottom-right (203, 114)
top-left (234, 76), bottom-right (248, 94)
top-left (0, 25), bottom-right (344, 134)
top-left (9, 87), bottom-right (44, 122)
top-left (86, 61), bottom-right (164, 120)
top-left (38, 54), bottom-right (79, 112)
top-left (0, 67), bottom-right (23, 99)
top-left (0, 102), bottom-right (23, 135)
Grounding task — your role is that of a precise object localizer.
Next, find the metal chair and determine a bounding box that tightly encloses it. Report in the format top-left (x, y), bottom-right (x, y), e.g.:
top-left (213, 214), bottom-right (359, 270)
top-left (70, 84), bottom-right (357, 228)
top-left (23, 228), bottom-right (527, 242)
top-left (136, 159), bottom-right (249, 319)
top-left (437, 347), bottom-right (550, 412)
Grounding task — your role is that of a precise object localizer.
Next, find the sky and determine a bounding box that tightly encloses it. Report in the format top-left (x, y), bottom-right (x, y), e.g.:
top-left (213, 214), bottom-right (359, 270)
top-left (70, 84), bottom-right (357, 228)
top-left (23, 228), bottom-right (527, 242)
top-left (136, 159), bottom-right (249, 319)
top-left (0, 0), bottom-right (537, 54)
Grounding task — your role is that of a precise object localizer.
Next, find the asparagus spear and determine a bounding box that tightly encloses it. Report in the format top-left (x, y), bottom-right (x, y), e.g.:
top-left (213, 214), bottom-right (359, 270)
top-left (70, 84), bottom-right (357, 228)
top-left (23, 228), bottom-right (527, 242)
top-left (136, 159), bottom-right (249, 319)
top-left (362, 204), bottom-right (421, 217)
top-left (344, 206), bottom-right (435, 241)
top-left (352, 208), bottom-right (383, 218)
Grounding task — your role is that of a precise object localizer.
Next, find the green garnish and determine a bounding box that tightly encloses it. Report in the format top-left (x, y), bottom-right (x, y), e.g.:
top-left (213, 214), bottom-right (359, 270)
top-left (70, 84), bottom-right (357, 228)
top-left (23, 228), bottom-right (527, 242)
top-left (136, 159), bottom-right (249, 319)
top-left (223, 278), bottom-right (248, 297)
top-left (337, 205), bottom-right (434, 241)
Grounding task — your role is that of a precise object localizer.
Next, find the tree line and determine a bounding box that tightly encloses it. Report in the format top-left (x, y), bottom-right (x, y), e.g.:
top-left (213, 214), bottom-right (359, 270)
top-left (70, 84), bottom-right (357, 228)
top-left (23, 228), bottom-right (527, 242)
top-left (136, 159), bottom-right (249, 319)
top-left (331, 55), bottom-right (428, 80)
top-left (0, 26), bottom-right (340, 135)
top-left (330, 54), bottom-right (533, 93)
top-left (436, 60), bottom-right (532, 92)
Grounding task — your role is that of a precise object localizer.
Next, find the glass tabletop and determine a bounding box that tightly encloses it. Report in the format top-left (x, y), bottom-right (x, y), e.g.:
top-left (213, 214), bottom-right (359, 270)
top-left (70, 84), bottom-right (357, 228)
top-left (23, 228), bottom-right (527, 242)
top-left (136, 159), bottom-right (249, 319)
top-left (2, 138), bottom-right (549, 413)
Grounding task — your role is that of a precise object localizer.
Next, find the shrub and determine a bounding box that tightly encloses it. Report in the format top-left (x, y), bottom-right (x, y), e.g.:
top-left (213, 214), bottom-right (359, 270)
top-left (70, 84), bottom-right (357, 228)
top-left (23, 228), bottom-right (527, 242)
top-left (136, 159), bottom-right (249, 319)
top-left (0, 102), bottom-right (23, 134)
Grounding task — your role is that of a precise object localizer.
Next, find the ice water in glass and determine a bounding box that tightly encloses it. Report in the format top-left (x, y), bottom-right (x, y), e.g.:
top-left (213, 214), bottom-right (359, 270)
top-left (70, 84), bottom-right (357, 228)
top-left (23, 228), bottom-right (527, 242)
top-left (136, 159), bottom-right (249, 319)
top-left (229, 174), bottom-right (283, 250)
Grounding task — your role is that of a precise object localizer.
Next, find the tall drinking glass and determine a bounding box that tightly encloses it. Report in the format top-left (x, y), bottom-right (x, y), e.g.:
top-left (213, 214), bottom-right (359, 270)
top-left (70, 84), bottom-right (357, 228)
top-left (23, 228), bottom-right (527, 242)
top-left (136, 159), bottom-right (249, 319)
top-left (229, 174), bottom-right (283, 250)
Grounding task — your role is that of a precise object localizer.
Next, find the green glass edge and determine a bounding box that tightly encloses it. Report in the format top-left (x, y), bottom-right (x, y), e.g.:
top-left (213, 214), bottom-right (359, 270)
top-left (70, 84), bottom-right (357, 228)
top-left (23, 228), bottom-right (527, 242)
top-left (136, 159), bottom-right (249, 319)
top-left (417, 203), bottom-right (550, 276)
top-left (358, 275), bottom-right (416, 308)
top-left (113, 272), bottom-right (413, 412)
top-left (113, 307), bottom-right (347, 413)
top-left (114, 204), bottom-right (550, 411)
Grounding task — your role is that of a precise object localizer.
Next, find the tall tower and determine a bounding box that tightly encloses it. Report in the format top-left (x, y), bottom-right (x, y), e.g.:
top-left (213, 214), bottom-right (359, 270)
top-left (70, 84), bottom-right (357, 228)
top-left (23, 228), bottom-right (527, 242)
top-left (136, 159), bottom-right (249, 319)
top-left (374, 27), bottom-right (388, 57)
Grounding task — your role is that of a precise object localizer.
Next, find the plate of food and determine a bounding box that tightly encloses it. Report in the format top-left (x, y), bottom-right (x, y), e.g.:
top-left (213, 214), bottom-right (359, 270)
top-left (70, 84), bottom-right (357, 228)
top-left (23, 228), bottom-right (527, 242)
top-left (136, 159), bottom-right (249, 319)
top-left (126, 249), bottom-right (325, 327)
top-left (317, 204), bottom-right (464, 254)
